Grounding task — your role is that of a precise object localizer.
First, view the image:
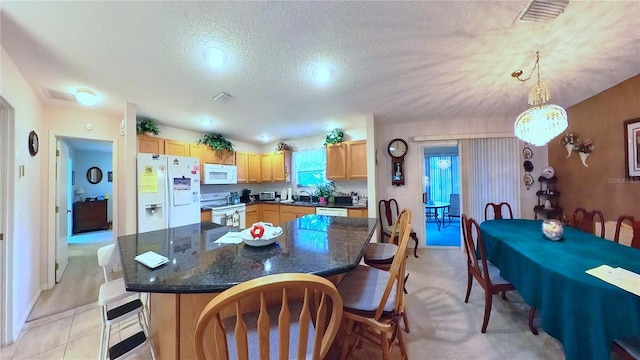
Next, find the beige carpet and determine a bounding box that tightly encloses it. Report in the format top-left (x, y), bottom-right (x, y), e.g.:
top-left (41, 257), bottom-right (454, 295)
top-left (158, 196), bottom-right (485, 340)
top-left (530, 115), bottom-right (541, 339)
top-left (27, 241), bottom-right (111, 321)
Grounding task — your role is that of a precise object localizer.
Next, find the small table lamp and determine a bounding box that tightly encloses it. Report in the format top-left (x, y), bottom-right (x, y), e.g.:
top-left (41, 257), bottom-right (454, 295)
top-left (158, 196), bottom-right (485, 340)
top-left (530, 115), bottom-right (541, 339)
top-left (75, 187), bottom-right (85, 201)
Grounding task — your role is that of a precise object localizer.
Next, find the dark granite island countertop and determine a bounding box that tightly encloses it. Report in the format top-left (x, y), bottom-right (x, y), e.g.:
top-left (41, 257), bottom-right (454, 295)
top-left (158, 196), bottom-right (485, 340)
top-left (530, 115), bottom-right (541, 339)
top-left (118, 215), bottom-right (377, 294)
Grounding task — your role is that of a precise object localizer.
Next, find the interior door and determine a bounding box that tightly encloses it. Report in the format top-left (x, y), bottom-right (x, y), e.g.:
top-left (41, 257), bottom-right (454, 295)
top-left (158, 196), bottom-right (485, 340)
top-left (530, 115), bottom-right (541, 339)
top-left (55, 139), bottom-right (70, 282)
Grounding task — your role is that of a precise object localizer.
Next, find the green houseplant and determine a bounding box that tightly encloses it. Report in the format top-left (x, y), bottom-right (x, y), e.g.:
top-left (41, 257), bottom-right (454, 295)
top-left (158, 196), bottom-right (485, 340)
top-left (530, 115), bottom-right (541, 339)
top-left (314, 181), bottom-right (336, 203)
top-left (324, 129), bottom-right (344, 146)
top-left (199, 133), bottom-right (234, 152)
top-left (136, 117), bottom-right (160, 135)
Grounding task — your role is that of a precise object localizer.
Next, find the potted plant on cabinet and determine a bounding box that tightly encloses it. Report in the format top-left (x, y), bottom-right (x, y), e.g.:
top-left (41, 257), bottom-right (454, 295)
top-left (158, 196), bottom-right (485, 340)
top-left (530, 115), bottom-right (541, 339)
top-left (314, 181), bottom-right (336, 204)
top-left (136, 117), bottom-right (160, 136)
top-left (324, 129), bottom-right (344, 146)
top-left (199, 133), bottom-right (235, 152)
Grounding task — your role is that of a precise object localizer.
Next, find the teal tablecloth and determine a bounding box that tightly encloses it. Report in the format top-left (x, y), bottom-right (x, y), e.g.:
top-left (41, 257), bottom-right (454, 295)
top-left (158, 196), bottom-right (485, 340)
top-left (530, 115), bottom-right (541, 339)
top-left (480, 219), bottom-right (640, 360)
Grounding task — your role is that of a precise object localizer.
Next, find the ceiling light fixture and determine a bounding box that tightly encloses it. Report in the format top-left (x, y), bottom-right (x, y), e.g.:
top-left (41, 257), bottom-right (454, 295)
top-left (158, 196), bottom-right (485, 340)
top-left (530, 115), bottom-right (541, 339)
top-left (512, 51), bottom-right (567, 146)
top-left (75, 89), bottom-right (97, 106)
top-left (204, 47), bottom-right (227, 69)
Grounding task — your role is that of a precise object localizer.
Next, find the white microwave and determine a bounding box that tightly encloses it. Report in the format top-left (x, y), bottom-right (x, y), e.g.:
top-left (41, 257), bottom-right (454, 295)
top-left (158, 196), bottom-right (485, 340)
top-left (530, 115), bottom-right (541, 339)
top-left (202, 164), bottom-right (238, 185)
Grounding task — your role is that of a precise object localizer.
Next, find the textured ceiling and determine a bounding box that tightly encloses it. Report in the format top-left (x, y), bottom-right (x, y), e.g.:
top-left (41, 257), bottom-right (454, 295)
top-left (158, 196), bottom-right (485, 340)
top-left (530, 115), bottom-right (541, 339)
top-left (2, 1), bottom-right (639, 145)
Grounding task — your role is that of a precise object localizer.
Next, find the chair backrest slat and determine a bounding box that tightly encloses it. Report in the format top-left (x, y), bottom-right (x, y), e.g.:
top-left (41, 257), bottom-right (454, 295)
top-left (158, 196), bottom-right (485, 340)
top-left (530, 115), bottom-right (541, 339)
top-left (572, 208), bottom-right (605, 237)
top-left (194, 273), bottom-right (343, 360)
top-left (375, 208), bottom-right (412, 320)
top-left (484, 202), bottom-right (513, 221)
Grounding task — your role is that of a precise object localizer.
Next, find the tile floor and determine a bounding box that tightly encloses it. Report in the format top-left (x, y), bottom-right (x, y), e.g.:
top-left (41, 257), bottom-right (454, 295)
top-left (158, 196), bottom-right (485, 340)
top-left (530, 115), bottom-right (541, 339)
top-left (1, 300), bottom-right (153, 360)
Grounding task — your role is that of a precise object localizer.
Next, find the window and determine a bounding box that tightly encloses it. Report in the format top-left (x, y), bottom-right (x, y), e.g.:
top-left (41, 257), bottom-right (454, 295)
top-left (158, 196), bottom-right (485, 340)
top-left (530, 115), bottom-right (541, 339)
top-left (292, 148), bottom-right (327, 187)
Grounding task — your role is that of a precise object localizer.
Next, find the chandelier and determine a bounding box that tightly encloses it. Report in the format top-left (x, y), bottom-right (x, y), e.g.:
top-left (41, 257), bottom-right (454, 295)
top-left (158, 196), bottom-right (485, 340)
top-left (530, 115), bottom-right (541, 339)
top-left (512, 51), bottom-right (567, 146)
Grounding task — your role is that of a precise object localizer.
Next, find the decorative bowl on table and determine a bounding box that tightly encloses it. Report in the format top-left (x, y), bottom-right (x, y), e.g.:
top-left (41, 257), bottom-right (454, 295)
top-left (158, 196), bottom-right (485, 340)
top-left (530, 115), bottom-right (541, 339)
top-left (240, 222), bottom-right (283, 247)
top-left (542, 219), bottom-right (563, 241)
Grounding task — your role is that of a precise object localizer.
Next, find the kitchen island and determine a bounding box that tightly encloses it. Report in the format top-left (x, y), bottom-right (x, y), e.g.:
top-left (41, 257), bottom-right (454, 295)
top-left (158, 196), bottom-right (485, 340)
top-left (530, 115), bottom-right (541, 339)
top-left (117, 215), bottom-right (377, 359)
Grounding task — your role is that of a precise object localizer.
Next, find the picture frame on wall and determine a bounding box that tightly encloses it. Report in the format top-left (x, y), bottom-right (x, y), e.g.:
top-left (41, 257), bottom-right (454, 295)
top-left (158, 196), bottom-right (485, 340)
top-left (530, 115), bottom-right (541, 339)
top-left (624, 118), bottom-right (640, 179)
top-left (108, 171), bottom-right (113, 182)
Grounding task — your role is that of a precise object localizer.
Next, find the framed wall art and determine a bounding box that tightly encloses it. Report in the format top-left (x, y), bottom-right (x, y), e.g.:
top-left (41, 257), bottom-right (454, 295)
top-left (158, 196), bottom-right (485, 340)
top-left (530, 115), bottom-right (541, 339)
top-left (624, 118), bottom-right (640, 179)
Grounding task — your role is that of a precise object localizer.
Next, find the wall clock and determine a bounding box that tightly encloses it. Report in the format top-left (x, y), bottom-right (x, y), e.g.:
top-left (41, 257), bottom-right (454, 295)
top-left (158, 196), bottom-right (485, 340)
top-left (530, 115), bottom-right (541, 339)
top-left (387, 138), bottom-right (408, 186)
top-left (28, 130), bottom-right (39, 156)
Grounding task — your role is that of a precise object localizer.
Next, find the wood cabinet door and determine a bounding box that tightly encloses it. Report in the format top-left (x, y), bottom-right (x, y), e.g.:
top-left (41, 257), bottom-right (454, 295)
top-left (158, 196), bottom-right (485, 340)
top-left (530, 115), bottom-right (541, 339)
top-left (217, 150), bottom-right (236, 165)
top-left (326, 143), bottom-right (347, 180)
top-left (236, 152), bottom-right (248, 183)
top-left (137, 135), bottom-right (165, 154)
top-left (189, 144), bottom-right (205, 181)
top-left (271, 151), bottom-right (291, 182)
top-left (165, 140), bottom-right (189, 156)
top-left (248, 153), bottom-right (262, 183)
top-left (201, 210), bottom-right (212, 222)
top-left (262, 204), bottom-right (280, 225)
top-left (261, 153), bottom-right (273, 182)
top-left (348, 208), bottom-right (368, 218)
top-left (245, 204), bottom-right (259, 227)
top-left (279, 211), bottom-right (297, 223)
top-left (347, 140), bottom-right (367, 179)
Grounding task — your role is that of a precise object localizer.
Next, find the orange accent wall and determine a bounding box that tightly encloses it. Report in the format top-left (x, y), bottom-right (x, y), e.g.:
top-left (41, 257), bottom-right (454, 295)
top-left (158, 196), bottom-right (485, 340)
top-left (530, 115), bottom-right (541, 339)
top-left (550, 74), bottom-right (640, 222)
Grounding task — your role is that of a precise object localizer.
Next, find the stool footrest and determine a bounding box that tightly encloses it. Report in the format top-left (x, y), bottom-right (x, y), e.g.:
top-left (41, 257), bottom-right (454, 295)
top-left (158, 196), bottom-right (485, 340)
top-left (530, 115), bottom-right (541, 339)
top-left (106, 299), bottom-right (143, 321)
top-left (108, 331), bottom-right (146, 359)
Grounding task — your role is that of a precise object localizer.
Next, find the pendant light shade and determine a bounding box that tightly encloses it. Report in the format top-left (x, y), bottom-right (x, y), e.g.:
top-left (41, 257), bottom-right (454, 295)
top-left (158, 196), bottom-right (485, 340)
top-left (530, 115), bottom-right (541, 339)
top-left (514, 104), bottom-right (567, 146)
top-left (512, 51), bottom-right (567, 145)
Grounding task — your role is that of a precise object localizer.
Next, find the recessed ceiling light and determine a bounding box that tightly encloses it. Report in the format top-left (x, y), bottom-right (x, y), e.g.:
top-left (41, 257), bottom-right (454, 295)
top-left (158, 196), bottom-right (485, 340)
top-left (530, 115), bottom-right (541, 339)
top-left (313, 66), bottom-right (332, 84)
top-left (204, 47), bottom-right (227, 68)
top-left (75, 89), bottom-right (97, 106)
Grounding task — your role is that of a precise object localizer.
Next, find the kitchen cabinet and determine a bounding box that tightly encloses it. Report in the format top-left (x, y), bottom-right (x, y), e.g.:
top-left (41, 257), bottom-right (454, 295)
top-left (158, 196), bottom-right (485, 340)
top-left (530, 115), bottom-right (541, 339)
top-left (245, 204), bottom-right (259, 227)
top-left (200, 209), bottom-right (212, 223)
top-left (326, 140), bottom-right (367, 180)
top-left (165, 139), bottom-right (190, 156)
top-left (261, 153), bottom-right (273, 182)
top-left (204, 148), bottom-right (235, 165)
top-left (189, 144), bottom-right (206, 182)
top-left (261, 204), bottom-right (280, 225)
top-left (137, 134), bottom-right (165, 154)
top-left (348, 208), bottom-right (368, 218)
top-left (261, 151), bottom-right (291, 183)
top-left (73, 200), bottom-right (109, 234)
top-left (279, 205), bottom-right (315, 223)
top-left (248, 153), bottom-right (262, 183)
top-left (236, 152), bottom-right (248, 183)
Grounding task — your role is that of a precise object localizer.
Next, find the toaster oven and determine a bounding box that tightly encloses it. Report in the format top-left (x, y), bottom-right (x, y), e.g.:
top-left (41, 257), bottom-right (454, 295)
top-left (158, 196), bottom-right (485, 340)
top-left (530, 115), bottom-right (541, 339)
top-left (259, 191), bottom-right (276, 201)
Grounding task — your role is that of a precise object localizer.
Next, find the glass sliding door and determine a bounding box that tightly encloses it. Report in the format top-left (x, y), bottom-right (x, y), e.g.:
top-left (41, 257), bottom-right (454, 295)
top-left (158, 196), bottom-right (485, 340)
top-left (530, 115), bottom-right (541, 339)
top-left (422, 143), bottom-right (461, 247)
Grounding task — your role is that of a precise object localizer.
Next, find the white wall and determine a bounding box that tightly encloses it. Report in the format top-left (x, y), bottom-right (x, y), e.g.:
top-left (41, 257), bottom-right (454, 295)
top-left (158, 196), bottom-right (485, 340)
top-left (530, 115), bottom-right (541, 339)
top-left (375, 117), bottom-right (549, 248)
top-left (1, 47), bottom-right (45, 342)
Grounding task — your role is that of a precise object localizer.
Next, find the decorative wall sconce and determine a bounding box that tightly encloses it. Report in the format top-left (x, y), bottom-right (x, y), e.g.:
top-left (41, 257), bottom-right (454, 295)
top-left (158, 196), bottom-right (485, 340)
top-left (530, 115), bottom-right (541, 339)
top-left (561, 133), bottom-right (593, 167)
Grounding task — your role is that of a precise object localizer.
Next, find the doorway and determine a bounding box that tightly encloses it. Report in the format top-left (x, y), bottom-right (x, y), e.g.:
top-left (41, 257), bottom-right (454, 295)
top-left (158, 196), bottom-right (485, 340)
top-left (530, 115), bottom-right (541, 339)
top-left (422, 142), bottom-right (461, 247)
top-left (0, 97), bottom-right (14, 345)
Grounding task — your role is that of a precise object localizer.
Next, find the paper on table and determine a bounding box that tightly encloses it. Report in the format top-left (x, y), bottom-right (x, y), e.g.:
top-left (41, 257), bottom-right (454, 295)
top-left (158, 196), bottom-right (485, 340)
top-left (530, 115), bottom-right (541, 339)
top-left (215, 231), bottom-right (243, 244)
top-left (135, 251), bottom-right (169, 268)
top-left (586, 265), bottom-right (640, 296)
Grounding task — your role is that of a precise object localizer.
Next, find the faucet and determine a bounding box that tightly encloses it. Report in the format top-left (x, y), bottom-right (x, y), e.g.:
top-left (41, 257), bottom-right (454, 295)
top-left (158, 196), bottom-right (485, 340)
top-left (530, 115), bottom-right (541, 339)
top-left (298, 190), bottom-right (313, 202)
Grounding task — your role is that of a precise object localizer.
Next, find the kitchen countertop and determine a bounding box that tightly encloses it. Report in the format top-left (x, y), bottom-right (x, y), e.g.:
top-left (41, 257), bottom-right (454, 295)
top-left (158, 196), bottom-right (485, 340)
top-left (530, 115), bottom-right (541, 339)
top-left (117, 215), bottom-right (377, 293)
top-left (242, 200), bottom-right (368, 208)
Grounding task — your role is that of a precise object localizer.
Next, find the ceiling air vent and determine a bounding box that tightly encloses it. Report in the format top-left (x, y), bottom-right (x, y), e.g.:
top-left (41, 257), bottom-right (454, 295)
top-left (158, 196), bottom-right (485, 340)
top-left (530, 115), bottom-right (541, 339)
top-left (212, 92), bottom-right (233, 104)
top-left (517, 0), bottom-right (570, 23)
top-left (44, 88), bottom-right (76, 102)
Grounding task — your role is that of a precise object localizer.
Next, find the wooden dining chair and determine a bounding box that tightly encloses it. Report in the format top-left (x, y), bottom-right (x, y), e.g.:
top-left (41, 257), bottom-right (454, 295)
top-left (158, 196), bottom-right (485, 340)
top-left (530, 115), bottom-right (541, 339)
top-left (462, 214), bottom-right (515, 333)
top-left (571, 207), bottom-right (605, 237)
top-left (483, 202), bottom-right (514, 221)
top-left (193, 273), bottom-right (343, 360)
top-left (614, 215), bottom-right (640, 249)
top-left (613, 337), bottom-right (640, 360)
top-left (377, 198), bottom-right (419, 258)
top-left (337, 209), bottom-right (412, 360)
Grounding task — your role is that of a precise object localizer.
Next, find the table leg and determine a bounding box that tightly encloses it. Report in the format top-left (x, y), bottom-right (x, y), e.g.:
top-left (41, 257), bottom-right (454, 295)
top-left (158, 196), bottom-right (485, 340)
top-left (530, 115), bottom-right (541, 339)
top-left (434, 210), bottom-right (441, 231)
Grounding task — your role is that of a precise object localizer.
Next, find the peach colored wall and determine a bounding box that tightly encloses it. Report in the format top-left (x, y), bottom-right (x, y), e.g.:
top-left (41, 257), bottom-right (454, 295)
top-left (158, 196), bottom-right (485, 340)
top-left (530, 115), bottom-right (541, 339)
top-left (550, 74), bottom-right (640, 221)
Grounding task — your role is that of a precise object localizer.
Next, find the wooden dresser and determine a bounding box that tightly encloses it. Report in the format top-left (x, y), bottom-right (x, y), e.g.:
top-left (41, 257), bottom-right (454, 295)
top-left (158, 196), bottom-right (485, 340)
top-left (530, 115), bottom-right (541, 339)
top-left (73, 200), bottom-right (109, 234)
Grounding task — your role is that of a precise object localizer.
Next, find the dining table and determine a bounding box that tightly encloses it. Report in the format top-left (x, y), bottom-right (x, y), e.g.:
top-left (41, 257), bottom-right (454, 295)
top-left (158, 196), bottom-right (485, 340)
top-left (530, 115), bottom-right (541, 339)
top-left (424, 201), bottom-right (449, 231)
top-left (118, 215), bottom-right (377, 359)
top-left (480, 219), bottom-right (640, 360)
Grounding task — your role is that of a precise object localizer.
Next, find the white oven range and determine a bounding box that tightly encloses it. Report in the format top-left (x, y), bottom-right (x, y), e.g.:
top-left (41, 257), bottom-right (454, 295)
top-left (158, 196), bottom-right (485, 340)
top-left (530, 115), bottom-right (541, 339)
top-left (201, 192), bottom-right (247, 229)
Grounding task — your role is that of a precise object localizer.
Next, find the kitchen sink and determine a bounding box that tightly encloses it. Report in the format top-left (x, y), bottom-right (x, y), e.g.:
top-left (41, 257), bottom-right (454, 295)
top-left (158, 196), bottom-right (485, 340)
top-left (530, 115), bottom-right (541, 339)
top-left (292, 201), bottom-right (320, 206)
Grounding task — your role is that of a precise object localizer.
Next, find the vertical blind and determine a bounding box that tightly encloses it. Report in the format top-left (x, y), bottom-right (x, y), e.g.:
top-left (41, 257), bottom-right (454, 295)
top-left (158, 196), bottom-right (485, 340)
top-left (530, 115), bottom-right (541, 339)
top-left (459, 137), bottom-right (520, 221)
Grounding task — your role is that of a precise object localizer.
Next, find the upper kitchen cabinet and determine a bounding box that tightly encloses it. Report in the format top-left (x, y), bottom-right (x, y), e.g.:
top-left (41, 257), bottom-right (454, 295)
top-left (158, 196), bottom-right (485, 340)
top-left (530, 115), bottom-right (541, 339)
top-left (204, 148), bottom-right (235, 165)
top-left (261, 151), bottom-right (292, 183)
top-left (248, 153), bottom-right (262, 183)
top-left (326, 140), bottom-right (367, 180)
top-left (165, 139), bottom-right (190, 156)
top-left (236, 152), bottom-right (248, 183)
top-left (137, 134), bottom-right (165, 154)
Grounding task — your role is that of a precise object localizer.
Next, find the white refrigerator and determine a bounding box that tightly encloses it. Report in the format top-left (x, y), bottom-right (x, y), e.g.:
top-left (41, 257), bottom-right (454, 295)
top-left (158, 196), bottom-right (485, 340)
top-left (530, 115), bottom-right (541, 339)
top-left (137, 154), bottom-right (201, 232)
